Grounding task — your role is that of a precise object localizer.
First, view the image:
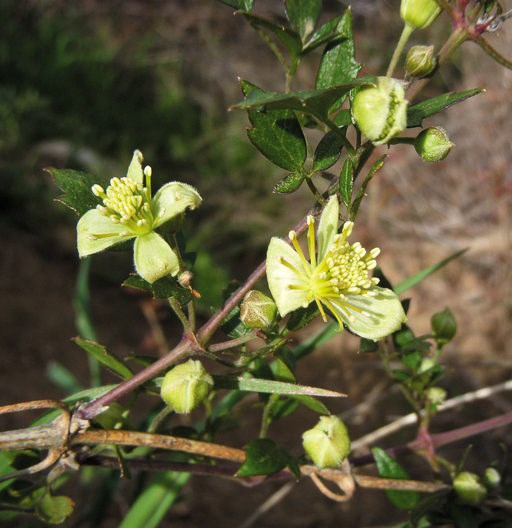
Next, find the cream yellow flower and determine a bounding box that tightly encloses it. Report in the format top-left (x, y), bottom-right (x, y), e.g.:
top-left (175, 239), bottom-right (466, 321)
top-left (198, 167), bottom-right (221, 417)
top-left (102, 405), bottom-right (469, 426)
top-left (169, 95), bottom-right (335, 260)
top-left (77, 150), bottom-right (201, 283)
top-left (266, 196), bottom-right (406, 340)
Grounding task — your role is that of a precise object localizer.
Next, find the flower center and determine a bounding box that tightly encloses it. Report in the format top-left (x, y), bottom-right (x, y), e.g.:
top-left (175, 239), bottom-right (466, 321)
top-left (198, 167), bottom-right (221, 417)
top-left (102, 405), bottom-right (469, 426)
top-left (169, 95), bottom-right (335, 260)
top-left (286, 215), bottom-right (380, 323)
top-left (92, 174), bottom-right (153, 235)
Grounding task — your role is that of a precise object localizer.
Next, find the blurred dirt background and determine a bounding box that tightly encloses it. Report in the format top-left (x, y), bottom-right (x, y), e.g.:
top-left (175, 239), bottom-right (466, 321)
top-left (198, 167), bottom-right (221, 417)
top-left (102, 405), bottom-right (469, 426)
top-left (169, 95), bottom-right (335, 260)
top-left (1, 1), bottom-right (511, 526)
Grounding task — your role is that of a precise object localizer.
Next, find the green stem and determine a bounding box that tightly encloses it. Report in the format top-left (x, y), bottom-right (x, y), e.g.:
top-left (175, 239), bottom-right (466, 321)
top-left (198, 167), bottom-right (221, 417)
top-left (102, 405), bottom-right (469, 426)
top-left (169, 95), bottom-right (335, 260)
top-left (386, 24), bottom-right (414, 77)
top-left (168, 298), bottom-right (193, 334)
top-left (305, 176), bottom-right (325, 204)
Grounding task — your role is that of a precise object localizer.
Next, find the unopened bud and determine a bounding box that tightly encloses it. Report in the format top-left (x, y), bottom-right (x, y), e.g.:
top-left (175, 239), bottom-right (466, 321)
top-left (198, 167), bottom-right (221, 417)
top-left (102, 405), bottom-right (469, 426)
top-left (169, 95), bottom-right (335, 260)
top-left (419, 357), bottom-right (436, 373)
top-left (401, 0), bottom-right (442, 29)
top-left (161, 359), bottom-right (213, 414)
top-left (427, 386), bottom-right (446, 405)
top-left (352, 77), bottom-right (408, 146)
top-left (302, 416), bottom-right (351, 469)
top-left (406, 45), bottom-right (437, 78)
top-left (483, 467), bottom-right (501, 489)
top-left (240, 290), bottom-right (277, 329)
top-left (414, 127), bottom-right (454, 162)
top-left (453, 472), bottom-right (487, 505)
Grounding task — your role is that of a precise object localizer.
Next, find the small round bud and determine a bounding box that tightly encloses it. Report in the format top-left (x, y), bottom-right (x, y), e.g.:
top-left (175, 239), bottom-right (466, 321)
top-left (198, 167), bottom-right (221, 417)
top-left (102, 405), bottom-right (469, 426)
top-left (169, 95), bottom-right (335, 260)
top-left (483, 467), bottom-right (501, 489)
top-left (400, 0), bottom-right (442, 29)
top-left (453, 472), bottom-right (487, 505)
top-left (427, 386), bottom-right (446, 405)
top-left (240, 290), bottom-right (277, 329)
top-left (414, 127), bottom-right (454, 162)
top-left (352, 77), bottom-right (408, 146)
top-left (160, 359), bottom-right (213, 414)
top-left (405, 45), bottom-right (437, 78)
top-left (302, 416), bottom-right (351, 469)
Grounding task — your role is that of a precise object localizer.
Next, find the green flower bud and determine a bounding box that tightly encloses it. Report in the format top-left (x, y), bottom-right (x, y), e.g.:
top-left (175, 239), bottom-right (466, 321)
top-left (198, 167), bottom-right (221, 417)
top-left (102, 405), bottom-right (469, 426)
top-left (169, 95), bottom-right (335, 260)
top-left (414, 127), bottom-right (454, 162)
top-left (427, 386), bottom-right (446, 405)
top-left (400, 0), bottom-right (442, 29)
top-left (302, 416), bottom-right (351, 469)
top-left (405, 45), bottom-right (437, 78)
top-left (352, 77), bottom-right (408, 146)
top-left (453, 472), bottom-right (487, 505)
top-left (160, 359), bottom-right (213, 414)
top-left (240, 290), bottom-right (277, 329)
top-left (483, 467), bottom-right (501, 489)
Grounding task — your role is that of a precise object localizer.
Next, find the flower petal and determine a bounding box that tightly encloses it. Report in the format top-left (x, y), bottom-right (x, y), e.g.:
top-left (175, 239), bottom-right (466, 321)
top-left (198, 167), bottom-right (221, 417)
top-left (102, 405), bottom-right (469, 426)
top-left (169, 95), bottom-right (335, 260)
top-left (152, 182), bottom-right (202, 229)
top-left (328, 286), bottom-right (407, 340)
top-left (126, 149), bottom-right (144, 184)
top-left (266, 237), bottom-right (311, 316)
top-left (133, 232), bottom-right (180, 283)
top-left (77, 209), bottom-right (134, 257)
top-left (317, 195), bottom-right (339, 261)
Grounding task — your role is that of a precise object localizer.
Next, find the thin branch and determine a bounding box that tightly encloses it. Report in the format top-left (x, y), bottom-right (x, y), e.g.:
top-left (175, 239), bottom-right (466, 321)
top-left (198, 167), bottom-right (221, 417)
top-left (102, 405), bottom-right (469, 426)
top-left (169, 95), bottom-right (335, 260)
top-left (351, 378), bottom-right (512, 451)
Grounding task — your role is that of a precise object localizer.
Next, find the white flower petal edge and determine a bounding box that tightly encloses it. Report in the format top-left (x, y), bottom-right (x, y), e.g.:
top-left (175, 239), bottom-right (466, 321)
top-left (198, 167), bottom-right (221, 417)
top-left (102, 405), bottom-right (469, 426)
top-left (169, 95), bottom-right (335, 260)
top-left (152, 182), bottom-right (203, 229)
top-left (316, 195), bottom-right (339, 261)
top-left (134, 232), bottom-right (180, 283)
top-left (266, 237), bottom-right (311, 316)
top-left (77, 209), bottom-right (135, 257)
top-left (328, 286), bottom-right (407, 341)
top-left (126, 149), bottom-right (144, 184)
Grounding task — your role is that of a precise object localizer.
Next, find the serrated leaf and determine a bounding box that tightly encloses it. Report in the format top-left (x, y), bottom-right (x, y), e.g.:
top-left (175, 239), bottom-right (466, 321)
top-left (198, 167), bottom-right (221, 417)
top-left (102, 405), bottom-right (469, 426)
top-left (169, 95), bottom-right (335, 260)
top-left (237, 439), bottom-right (299, 478)
top-left (407, 88), bottom-right (482, 128)
top-left (48, 168), bottom-right (108, 216)
top-left (240, 12), bottom-right (302, 59)
top-left (285, 0), bottom-right (322, 43)
top-left (431, 307), bottom-right (457, 345)
top-left (313, 129), bottom-right (346, 172)
top-left (212, 375), bottom-right (346, 398)
top-left (35, 494), bottom-right (75, 525)
top-left (119, 472), bottom-right (190, 528)
top-left (303, 15), bottom-right (343, 54)
top-left (233, 78), bottom-right (374, 120)
top-left (220, 0), bottom-right (253, 10)
top-left (372, 447), bottom-right (419, 510)
top-left (122, 274), bottom-right (192, 305)
top-left (339, 157), bottom-right (354, 208)
top-left (273, 171), bottom-right (306, 193)
top-left (394, 249), bottom-right (467, 295)
top-left (315, 8), bottom-right (361, 110)
top-left (350, 155), bottom-right (386, 219)
top-left (73, 337), bottom-right (133, 380)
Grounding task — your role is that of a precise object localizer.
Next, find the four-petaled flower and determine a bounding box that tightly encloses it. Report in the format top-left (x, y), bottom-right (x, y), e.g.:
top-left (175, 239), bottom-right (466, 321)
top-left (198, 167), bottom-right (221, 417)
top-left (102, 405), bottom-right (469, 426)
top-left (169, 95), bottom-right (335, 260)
top-left (266, 196), bottom-right (406, 340)
top-left (77, 150), bottom-right (202, 283)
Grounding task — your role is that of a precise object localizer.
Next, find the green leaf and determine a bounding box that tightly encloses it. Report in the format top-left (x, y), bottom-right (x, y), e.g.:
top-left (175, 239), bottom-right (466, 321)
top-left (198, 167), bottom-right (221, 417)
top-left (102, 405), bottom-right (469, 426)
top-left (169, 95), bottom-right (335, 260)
top-left (122, 274), bottom-right (192, 305)
top-left (431, 307), bottom-right (457, 345)
top-left (359, 338), bottom-right (379, 353)
top-left (273, 171), bottom-right (306, 193)
top-left (233, 78), bottom-right (374, 120)
top-left (407, 88), bottom-right (482, 128)
top-left (313, 129), bottom-right (346, 172)
top-left (271, 357), bottom-right (296, 382)
top-left (303, 15), bottom-right (343, 54)
top-left (46, 361), bottom-right (83, 394)
top-left (394, 249), bottom-right (467, 295)
top-left (339, 157), bottom-right (354, 208)
top-left (372, 447), bottom-right (419, 510)
top-left (285, 0), bottom-right (322, 43)
top-left (119, 472), bottom-right (190, 528)
top-left (35, 494), bottom-right (75, 525)
top-left (242, 82), bottom-right (306, 172)
top-left (315, 8), bottom-right (361, 110)
top-left (0, 453), bottom-right (16, 492)
top-left (291, 394), bottom-right (330, 415)
top-left (212, 375), bottom-right (345, 398)
top-left (73, 337), bottom-right (133, 380)
top-left (350, 155), bottom-right (386, 219)
top-left (240, 12), bottom-right (302, 59)
top-left (220, 0), bottom-right (253, 10)
top-left (49, 167), bottom-right (108, 217)
top-left (286, 303), bottom-right (321, 331)
top-left (237, 439), bottom-right (299, 478)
